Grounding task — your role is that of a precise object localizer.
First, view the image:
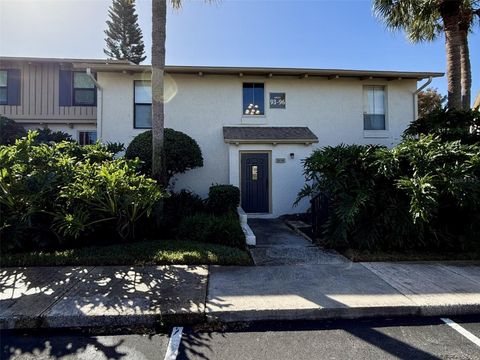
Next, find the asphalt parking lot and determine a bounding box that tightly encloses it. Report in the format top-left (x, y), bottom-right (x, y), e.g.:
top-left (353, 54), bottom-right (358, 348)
top-left (2, 316), bottom-right (480, 360)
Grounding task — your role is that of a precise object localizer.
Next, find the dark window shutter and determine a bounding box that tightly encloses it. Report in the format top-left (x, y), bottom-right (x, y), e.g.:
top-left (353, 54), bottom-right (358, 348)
top-left (59, 70), bottom-right (73, 106)
top-left (7, 69), bottom-right (21, 106)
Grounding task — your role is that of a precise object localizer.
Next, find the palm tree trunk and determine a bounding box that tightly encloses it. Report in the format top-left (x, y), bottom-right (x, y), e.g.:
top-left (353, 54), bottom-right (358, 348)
top-left (439, 0), bottom-right (463, 110)
top-left (151, 0), bottom-right (166, 185)
top-left (459, 23), bottom-right (472, 109)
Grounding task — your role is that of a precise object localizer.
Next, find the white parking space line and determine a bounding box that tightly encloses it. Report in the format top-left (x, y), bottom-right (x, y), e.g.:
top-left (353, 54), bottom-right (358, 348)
top-left (441, 318), bottom-right (480, 347)
top-left (164, 326), bottom-right (184, 360)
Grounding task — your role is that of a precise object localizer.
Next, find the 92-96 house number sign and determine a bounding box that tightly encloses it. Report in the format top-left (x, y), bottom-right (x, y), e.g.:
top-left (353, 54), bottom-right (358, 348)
top-left (269, 92), bottom-right (286, 109)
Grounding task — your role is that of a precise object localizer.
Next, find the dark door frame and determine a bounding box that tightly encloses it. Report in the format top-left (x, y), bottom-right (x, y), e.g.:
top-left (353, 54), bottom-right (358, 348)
top-left (239, 150), bottom-right (272, 213)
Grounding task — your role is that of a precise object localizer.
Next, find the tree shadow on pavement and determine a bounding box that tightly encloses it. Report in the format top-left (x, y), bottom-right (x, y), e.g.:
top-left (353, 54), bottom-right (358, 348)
top-left (1, 330), bottom-right (128, 360)
top-left (0, 265), bottom-right (207, 358)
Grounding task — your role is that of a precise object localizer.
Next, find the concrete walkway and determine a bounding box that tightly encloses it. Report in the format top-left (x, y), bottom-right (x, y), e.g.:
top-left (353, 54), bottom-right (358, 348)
top-left (206, 262), bottom-right (480, 322)
top-left (248, 219), bottom-right (348, 265)
top-left (1, 262), bottom-right (479, 329)
top-left (0, 266), bottom-right (207, 329)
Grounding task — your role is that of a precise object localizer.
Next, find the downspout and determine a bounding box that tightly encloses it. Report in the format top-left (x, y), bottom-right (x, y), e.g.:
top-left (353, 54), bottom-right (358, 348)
top-left (413, 76), bottom-right (432, 120)
top-left (86, 68), bottom-right (103, 140)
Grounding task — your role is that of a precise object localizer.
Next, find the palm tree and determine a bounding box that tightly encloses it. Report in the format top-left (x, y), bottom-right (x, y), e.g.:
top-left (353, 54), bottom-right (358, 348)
top-left (151, 0), bottom-right (183, 185)
top-left (373, 0), bottom-right (479, 110)
top-left (151, 0), bottom-right (210, 185)
top-left (406, 0), bottom-right (478, 109)
top-left (459, 4), bottom-right (474, 108)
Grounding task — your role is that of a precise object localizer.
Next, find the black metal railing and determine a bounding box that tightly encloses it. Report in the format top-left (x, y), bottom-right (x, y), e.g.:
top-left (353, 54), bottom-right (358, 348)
top-left (310, 192), bottom-right (331, 239)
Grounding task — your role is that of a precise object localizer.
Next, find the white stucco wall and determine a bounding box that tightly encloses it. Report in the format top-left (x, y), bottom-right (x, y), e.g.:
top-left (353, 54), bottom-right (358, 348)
top-left (96, 71), bottom-right (418, 215)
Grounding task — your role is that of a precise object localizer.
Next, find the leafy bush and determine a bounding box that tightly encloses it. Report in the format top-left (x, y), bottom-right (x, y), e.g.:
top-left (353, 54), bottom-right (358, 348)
top-left (104, 142), bottom-right (125, 155)
top-left (161, 190), bottom-right (206, 236)
top-left (404, 108), bottom-right (480, 144)
top-left (177, 213), bottom-right (245, 249)
top-left (207, 184), bottom-right (240, 214)
top-left (0, 116), bottom-right (26, 145)
top-left (125, 129), bottom-right (203, 184)
top-left (34, 128), bottom-right (73, 144)
top-left (297, 136), bottom-right (480, 252)
top-left (0, 131), bottom-right (165, 252)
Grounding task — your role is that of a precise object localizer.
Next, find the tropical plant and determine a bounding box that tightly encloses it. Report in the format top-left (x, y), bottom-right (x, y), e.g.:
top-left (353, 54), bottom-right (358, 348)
top-left (33, 128), bottom-right (73, 143)
top-left (418, 88), bottom-right (446, 117)
top-left (373, 0), bottom-right (480, 109)
top-left (297, 131), bottom-right (480, 251)
top-left (124, 129), bottom-right (203, 185)
top-left (404, 108), bottom-right (480, 144)
top-left (104, 0), bottom-right (146, 64)
top-left (104, 141), bottom-right (125, 155)
top-left (0, 131), bottom-right (165, 252)
top-left (0, 116), bottom-right (26, 145)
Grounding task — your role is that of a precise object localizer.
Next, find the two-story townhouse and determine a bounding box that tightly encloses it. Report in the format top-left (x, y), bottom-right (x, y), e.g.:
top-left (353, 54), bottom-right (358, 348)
top-left (0, 57), bottom-right (128, 144)
top-left (0, 57), bottom-right (443, 216)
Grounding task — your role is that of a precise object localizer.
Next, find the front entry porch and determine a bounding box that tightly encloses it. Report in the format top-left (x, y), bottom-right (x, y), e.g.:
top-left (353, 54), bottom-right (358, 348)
top-left (223, 126), bottom-right (319, 217)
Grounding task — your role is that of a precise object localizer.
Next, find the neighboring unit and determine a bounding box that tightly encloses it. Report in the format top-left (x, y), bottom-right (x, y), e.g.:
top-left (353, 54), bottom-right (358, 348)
top-left (0, 57), bottom-right (443, 216)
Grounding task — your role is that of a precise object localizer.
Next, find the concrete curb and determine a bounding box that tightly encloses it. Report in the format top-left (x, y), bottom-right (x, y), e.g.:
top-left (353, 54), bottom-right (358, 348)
top-left (205, 304), bottom-right (480, 323)
top-left (3, 302), bottom-right (480, 330)
top-left (1, 312), bottom-right (205, 331)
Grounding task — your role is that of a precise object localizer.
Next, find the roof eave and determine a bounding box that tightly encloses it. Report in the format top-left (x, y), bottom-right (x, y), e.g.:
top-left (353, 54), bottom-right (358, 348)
top-left (224, 139), bottom-right (319, 145)
top-left (72, 63), bottom-right (443, 80)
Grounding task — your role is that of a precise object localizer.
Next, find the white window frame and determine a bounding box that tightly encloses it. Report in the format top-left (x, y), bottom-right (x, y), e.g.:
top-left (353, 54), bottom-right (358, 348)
top-left (134, 80), bottom-right (152, 129)
top-left (363, 85), bottom-right (389, 138)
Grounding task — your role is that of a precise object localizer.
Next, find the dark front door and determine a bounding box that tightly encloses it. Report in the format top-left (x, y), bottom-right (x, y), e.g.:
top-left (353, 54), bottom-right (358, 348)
top-left (241, 153), bottom-right (269, 213)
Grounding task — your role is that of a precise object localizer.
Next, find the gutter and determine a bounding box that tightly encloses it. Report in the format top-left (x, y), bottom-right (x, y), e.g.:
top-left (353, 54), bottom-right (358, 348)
top-left (413, 76), bottom-right (433, 120)
top-left (86, 68), bottom-right (104, 141)
top-left (86, 68), bottom-right (102, 90)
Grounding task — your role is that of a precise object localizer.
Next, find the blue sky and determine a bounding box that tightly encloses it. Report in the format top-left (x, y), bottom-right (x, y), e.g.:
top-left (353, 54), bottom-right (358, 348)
top-left (0, 0), bottom-right (478, 103)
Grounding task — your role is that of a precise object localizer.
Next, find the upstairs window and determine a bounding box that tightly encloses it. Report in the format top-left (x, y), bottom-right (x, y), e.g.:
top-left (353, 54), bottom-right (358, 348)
top-left (73, 72), bottom-right (96, 106)
top-left (59, 70), bottom-right (96, 107)
top-left (134, 80), bottom-right (152, 129)
top-left (78, 131), bottom-right (97, 145)
top-left (0, 70), bottom-right (7, 105)
top-left (0, 69), bottom-right (21, 106)
top-left (363, 85), bottom-right (386, 130)
top-left (243, 83), bottom-right (264, 116)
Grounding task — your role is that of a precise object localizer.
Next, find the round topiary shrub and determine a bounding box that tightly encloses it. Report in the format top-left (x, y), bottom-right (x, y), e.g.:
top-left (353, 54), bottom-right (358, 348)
top-left (125, 129), bottom-right (203, 183)
top-left (125, 131), bottom-right (152, 174)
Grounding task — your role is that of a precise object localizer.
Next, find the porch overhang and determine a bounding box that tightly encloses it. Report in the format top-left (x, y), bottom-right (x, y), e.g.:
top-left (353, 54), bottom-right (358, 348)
top-left (223, 126), bottom-right (319, 145)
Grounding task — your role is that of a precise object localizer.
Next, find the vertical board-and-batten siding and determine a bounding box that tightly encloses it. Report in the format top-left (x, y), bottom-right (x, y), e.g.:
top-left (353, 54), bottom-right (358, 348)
top-left (0, 61), bottom-right (96, 122)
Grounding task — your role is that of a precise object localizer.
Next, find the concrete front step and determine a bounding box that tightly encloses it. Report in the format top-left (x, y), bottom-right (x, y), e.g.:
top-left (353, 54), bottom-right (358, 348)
top-left (250, 247), bottom-right (348, 266)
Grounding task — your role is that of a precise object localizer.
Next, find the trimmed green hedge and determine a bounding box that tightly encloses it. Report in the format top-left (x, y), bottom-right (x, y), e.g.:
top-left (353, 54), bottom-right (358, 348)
top-left (208, 184), bottom-right (240, 214)
top-left (177, 213), bottom-right (245, 249)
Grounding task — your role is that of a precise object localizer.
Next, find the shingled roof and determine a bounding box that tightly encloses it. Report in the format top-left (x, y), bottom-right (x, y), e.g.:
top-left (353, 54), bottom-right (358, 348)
top-left (223, 126), bottom-right (318, 144)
